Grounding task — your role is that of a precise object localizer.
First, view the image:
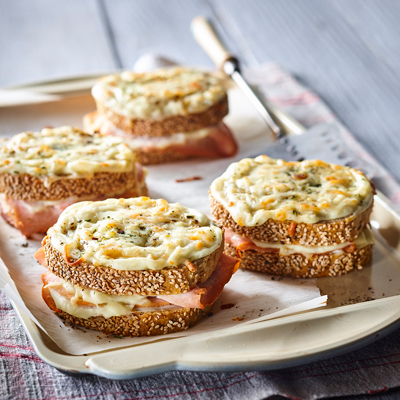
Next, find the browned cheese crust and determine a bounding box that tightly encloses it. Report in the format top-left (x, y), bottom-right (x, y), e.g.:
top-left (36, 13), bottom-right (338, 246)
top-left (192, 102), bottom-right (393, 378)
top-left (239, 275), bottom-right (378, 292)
top-left (0, 170), bottom-right (146, 202)
top-left (54, 305), bottom-right (211, 337)
top-left (44, 236), bottom-right (224, 296)
top-left (225, 242), bottom-right (372, 278)
top-left (95, 95), bottom-right (228, 137)
top-left (210, 194), bottom-right (373, 246)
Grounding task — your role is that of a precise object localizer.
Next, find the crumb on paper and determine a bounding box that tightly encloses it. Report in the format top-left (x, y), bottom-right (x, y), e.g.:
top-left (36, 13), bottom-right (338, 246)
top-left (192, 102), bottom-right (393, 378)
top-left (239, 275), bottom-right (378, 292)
top-left (21, 243), bottom-right (28, 248)
top-left (220, 303), bottom-right (235, 310)
top-left (232, 316), bottom-right (244, 321)
top-left (175, 176), bottom-right (202, 183)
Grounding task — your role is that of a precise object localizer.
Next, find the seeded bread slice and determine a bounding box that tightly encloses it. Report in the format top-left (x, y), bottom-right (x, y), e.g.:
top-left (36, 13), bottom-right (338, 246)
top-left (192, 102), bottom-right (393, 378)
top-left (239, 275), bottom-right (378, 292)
top-left (43, 283), bottom-right (211, 337)
top-left (210, 194), bottom-right (373, 246)
top-left (43, 235), bottom-right (224, 296)
top-left (95, 95), bottom-right (228, 137)
top-left (0, 170), bottom-right (147, 202)
top-left (225, 242), bottom-right (372, 278)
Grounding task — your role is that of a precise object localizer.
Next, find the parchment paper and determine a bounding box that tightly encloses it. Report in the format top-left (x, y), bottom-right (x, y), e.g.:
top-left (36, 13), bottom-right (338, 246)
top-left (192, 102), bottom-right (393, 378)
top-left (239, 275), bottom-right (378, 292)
top-left (0, 87), bottom-right (327, 355)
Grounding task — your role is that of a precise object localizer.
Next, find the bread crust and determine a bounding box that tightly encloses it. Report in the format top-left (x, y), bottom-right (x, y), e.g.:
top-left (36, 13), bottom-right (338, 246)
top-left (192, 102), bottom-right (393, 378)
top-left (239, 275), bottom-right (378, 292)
top-left (133, 147), bottom-right (192, 165)
top-left (225, 242), bottom-right (372, 278)
top-left (44, 235), bottom-right (224, 296)
top-left (0, 170), bottom-right (145, 202)
top-left (210, 194), bottom-right (373, 246)
top-left (55, 306), bottom-right (211, 337)
top-left (95, 95), bottom-right (228, 137)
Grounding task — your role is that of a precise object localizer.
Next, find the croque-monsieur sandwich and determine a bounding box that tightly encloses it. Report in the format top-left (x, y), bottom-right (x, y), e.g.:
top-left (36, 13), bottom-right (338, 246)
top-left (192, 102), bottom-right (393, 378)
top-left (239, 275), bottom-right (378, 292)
top-left (83, 67), bottom-right (238, 165)
top-left (35, 197), bottom-right (238, 337)
top-left (0, 126), bottom-right (147, 237)
top-left (210, 156), bottom-right (375, 278)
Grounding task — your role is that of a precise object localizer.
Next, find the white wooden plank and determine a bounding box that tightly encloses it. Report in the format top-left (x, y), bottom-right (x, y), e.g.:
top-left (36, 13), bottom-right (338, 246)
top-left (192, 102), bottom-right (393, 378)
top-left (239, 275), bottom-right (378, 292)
top-left (102, 0), bottom-right (246, 70)
top-left (212, 0), bottom-right (400, 183)
top-left (332, 0), bottom-right (400, 73)
top-left (0, 0), bottom-right (117, 86)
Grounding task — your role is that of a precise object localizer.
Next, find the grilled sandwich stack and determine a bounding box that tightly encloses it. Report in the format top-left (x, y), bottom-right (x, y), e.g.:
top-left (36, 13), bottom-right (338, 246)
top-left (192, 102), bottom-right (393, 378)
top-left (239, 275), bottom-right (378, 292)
top-left (35, 197), bottom-right (238, 337)
top-left (0, 126), bottom-right (147, 237)
top-left (84, 67), bottom-right (238, 164)
top-left (210, 156), bottom-right (374, 278)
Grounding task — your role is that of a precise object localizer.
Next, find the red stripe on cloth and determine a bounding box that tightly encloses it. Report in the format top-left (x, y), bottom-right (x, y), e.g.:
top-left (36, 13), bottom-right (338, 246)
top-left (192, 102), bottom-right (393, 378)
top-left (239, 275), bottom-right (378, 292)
top-left (0, 343), bottom-right (35, 352)
top-left (284, 351), bottom-right (400, 374)
top-left (15, 373), bottom-right (253, 400)
top-left (122, 373), bottom-right (261, 400)
top-left (262, 359), bottom-right (400, 381)
top-left (0, 351), bottom-right (43, 363)
top-left (269, 91), bottom-right (320, 107)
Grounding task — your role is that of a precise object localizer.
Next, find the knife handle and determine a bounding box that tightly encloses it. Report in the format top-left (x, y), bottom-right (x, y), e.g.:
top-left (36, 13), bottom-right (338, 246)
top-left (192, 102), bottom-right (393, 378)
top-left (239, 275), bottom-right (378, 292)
top-left (191, 16), bottom-right (233, 70)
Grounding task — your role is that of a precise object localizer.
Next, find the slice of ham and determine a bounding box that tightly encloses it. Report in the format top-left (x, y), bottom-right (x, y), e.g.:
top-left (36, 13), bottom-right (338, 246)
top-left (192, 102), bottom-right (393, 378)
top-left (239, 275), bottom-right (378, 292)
top-left (0, 196), bottom-right (74, 238)
top-left (0, 164), bottom-right (145, 238)
top-left (41, 269), bottom-right (171, 311)
top-left (34, 246), bottom-right (47, 267)
top-left (157, 254), bottom-right (239, 309)
top-left (225, 227), bottom-right (357, 256)
top-left (85, 111), bottom-right (238, 158)
top-left (38, 249), bottom-right (239, 311)
top-left (225, 228), bottom-right (279, 255)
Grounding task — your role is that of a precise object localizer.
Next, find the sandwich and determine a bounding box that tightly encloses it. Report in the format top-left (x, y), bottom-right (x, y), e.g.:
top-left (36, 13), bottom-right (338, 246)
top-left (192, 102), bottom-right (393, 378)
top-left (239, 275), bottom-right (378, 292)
top-left (209, 156), bottom-right (375, 278)
top-left (34, 197), bottom-right (238, 337)
top-left (83, 67), bottom-right (238, 165)
top-left (0, 126), bottom-right (147, 237)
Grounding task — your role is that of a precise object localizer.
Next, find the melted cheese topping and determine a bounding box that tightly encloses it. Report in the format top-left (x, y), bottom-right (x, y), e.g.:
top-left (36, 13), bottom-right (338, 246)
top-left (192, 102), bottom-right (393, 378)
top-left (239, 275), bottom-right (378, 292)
top-left (49, 197), bottom-right (223, 271)
top-left (252, 228), bottom-right (374, 257)
top-left (0, 126), bottom-right (135, 179)
top-left (92, 67), bottom-right (226, 120)
top-left (211, 156), bottom-right (373, 225)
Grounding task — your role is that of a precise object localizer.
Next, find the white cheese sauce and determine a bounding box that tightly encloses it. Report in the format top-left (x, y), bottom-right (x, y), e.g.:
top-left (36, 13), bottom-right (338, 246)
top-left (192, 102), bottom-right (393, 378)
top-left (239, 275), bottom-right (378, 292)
top-left (92, 67), bottom-right (226, 120)
top-left (49, 197), bottom-right (223, 271)
top-left (252, 228), bottom-right (374, 257)
top-left (211, 156), bottom-right (374, 225)
top-left (0, 126), bottom-right (136, 179)
top-left (97, 117), bottom-right (214, 149)
top-left (47, 278), bottom-right (149, 319)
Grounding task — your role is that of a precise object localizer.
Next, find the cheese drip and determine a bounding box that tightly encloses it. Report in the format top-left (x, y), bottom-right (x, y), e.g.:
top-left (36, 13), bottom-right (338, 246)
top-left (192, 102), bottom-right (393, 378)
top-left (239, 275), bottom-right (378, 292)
top-left (92, 67), bottom-right (226, 120)
top-left (251, 228), bottom-right (374, 257)
top-left (211, 156), bottom-right (374, 225)
top-left (49, 197), bottom-right (223, 271)
top-left (0, 126), bottom-right (135, 178)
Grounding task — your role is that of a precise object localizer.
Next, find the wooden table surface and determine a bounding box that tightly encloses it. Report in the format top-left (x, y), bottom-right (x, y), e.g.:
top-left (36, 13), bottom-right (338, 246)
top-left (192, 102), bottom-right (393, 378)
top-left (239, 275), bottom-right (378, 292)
top-left (1, 0), bottom-right (400, 185)
top-left (1, 1), bottom-right (400, 398)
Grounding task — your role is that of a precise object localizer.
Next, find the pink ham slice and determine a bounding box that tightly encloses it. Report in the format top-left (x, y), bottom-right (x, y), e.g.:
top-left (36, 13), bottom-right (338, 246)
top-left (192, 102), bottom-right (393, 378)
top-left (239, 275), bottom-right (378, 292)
top-left (0, 197), bottom-right (75, 238)
top-left (86, 111), bottom-right (238, 158)
top-left (157, 254), bottom-right (239, 309)
top-left (225, 228), bottom-right (357, 255)
top-left (0, 163), bottom-right (145, 238)
top-left (36, 249), bottom-right (239, 310)
top-left (225, 228), bottom-right (279, 254)
top-left (166, 122), bottom-right (237, 158)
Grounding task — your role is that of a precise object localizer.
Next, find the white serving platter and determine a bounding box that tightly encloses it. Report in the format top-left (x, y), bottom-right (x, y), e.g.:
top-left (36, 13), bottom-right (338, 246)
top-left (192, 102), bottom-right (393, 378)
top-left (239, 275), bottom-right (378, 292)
top-left (1, 79), bottom-right (400, 379)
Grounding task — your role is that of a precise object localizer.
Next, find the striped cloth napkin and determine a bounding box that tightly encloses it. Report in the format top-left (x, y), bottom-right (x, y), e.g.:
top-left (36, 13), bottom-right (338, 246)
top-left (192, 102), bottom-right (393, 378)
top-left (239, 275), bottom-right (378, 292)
top-left (1, 62), bottom-right (400, 400)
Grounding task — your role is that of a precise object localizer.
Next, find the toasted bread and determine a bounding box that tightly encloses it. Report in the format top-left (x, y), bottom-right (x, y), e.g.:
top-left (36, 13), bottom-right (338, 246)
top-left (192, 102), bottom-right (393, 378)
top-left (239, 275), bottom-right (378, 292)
top-left (225, 242), bottom-right (372, 278)
top-left (0, 127), bottom-right (147, 236)
top-left (210, 193), bottom-right (373, 246)
top-left (95, 95), bottom-right (228, 137)
top-left (44, 235), bottom-right (224, 296)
